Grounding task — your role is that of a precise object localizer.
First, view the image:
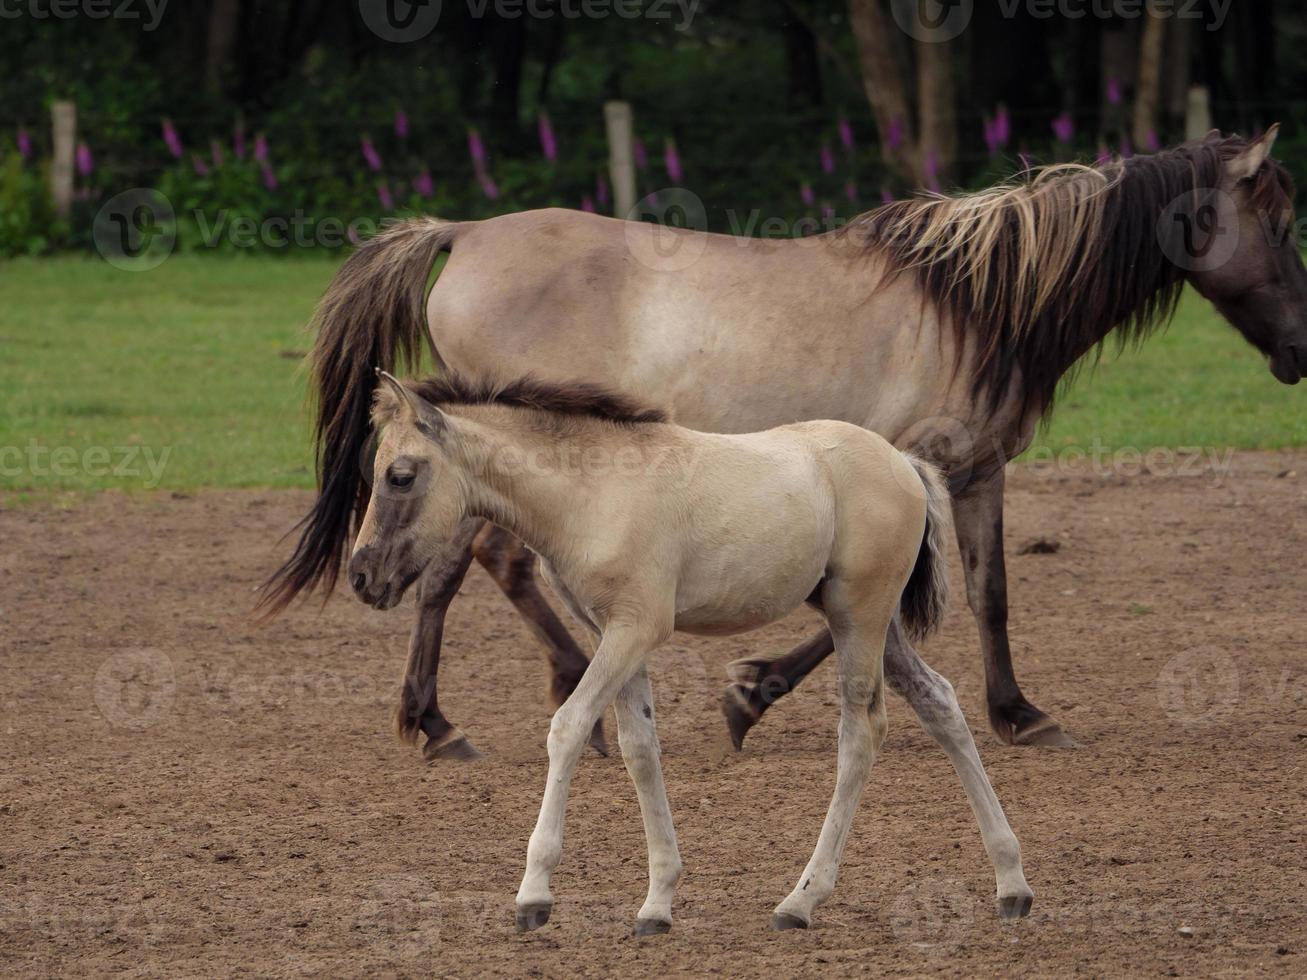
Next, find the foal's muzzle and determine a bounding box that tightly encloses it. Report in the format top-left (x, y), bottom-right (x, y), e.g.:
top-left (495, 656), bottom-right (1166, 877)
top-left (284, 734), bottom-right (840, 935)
top-left (348, 544), bottom-right (410, 610)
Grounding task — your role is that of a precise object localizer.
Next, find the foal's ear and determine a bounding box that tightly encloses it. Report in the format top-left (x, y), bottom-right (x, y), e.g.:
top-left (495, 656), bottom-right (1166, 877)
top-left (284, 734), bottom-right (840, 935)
top-left (1228, 124), bottom-right (1280, 181)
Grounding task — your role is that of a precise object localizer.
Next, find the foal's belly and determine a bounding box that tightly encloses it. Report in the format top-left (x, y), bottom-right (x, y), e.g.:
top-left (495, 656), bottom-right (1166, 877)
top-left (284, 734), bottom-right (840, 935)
top-left (672, 538), bottom-right (828, 637)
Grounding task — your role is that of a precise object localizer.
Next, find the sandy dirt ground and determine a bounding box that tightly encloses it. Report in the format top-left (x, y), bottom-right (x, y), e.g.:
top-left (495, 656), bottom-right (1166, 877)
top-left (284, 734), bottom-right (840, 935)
top-left (2, 451), bottom-right (1305, 977)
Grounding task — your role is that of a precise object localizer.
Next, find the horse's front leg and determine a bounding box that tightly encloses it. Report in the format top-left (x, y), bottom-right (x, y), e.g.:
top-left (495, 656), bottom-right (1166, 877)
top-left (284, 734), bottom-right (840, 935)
top-left (395, 518), bottom-right (482, 761)
top-left (471, 524), bottom-right (608, 756)
top-left (614, 666), bottom-right (681, 935)
top-left (516, 620), bottom-right (663, 932)
top-left (883, 617), bottom-right (1033, 917)
top-left (954, 469), bottom-right (1075, 747)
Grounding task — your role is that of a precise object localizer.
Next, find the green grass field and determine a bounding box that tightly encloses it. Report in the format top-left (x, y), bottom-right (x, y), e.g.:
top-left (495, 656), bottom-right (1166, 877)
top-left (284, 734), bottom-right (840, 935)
top-left (2, 255), bottom-right (1304, 498)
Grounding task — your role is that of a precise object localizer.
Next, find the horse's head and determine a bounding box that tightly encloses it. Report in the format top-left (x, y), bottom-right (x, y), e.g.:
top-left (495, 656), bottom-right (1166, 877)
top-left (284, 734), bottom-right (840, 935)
top-left (348, 372), bottom-right (466, 610)
top-left (1184, 125), bottom-right (1307, 384)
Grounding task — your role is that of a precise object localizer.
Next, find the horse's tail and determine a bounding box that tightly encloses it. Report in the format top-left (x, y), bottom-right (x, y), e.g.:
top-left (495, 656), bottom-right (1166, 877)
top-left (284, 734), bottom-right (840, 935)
top-left (257, 217), bottom-right (460, 615)
top-left (898, 454), bottom-right (953, 641)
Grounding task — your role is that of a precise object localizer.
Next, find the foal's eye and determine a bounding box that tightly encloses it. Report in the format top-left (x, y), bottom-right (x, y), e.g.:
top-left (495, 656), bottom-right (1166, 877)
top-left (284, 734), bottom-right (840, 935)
top-left (389, 472), bottom-right (416, 490)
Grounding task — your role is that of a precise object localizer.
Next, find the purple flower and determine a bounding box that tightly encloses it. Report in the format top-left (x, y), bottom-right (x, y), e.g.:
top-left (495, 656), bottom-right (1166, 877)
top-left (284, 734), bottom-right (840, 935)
top-left (261, 162), bottom-right (278, 190)
top-left (478, 172), bottom-right (498, 200)
top-left (378, 182), bottom-right (394, 210)
top-left (838, 117), bottom-right (854, 153)
top-left (596, 173), bottom-right (609, 207)
top-left (1106, 77), bottom-right (1122, 106)
top-left (1051, 112), bottom-right (1074, 144)
top-left (361, 136), bottom-right (382, 172)
top-left (75, 141), bottom-right (93, 177)
top-left (664, 138), bottom-right (682, 183)
top-left (844, 180), bottom-right (857, 202)
top-left (800, 182), bottom-right (815, 206)
top-left (192, 154), bottom-right (210, 177)
top-left (162, 118), bottom-right (183, 159)
top-left (538, 112), bottom-right (557, 162)
top-left (395, 109), bottom-right (409, 140)
top-left (210, 139), bottom-right (225, 169)
top-left (348, 226), bottom-right (361, 246)
top-left (886, 117), bottom-right (905, 152)
top-left (468, 129), bottom-right (487, 167)
top-left (820, 142), bottom-right (835, 174)
top-left (994, 106), bottom-right (1011, 146)
top-left (413, 169), bottom-right (433, 197)
top-left (983, 118), bottom-right (1000, 156)
top-left (253, 134), bottom-right (269, 164)
top-left (821, 204), bottom-right (835, 223)
top-left (580, 195), bottom-right (595, 213)
top-left (1119, 137), bottom-right (1133, 158)
top-left (16, 127), bottom-right (31, 160)
top-left (233, 121), bottom-right (246, 159)
top-left (1144, 128), bottom-right (1160, 152)
top-left (881, 187), bottom-right (894, 204)
top-left (633, 138), bottom-right (647, 170)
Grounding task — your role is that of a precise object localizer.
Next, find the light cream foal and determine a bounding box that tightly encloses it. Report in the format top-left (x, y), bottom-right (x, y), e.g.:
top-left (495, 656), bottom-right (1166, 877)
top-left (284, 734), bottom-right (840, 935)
top-left (347, 371), bottom-right (1033, 934)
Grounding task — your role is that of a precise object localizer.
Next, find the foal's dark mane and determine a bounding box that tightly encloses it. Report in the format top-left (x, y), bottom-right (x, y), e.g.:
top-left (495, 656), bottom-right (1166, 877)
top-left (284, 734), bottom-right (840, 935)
top-left (405, 372), bottom-right (667, 426)
top-left (844, 133), bottom-right (1294, 415)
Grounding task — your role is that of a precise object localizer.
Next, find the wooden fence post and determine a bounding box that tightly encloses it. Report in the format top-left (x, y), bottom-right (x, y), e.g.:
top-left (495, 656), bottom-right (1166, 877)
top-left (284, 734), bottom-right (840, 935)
top-left (604, 101), bottom-right (636, 219)
top-left (51, 100), bottom-right (77, 218)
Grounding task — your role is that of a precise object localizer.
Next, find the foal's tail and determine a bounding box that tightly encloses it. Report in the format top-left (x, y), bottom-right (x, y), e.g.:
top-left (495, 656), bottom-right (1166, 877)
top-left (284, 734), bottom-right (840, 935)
top-left (257, 217), bottom-right (460, 615)
top-left (899, 454), bottom-right (953, 641)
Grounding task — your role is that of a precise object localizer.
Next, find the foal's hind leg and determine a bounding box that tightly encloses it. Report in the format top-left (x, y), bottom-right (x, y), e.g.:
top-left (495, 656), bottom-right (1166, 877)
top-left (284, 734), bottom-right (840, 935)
top-left (883, 617), bottom-right (1033, 918)
top-left (472, 524), bottom-right (607, 756)
top-left (772, 589), bottom-right (890, 930)
top-left (396, 519), bottom-right (482, 761)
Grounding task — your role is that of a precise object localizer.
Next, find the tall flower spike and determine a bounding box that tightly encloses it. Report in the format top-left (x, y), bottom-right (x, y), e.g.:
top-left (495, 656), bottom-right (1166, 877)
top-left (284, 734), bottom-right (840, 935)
top-left (17, 127), bottom-right (32, 160)
top-left (664, 138), bottom-right (682, 183)
top-left (468, 129), bottom-right (487, 168)
top-left (538, 113), bottom-right (557, 162)
top-left (820, 142), bottom-right (835, 175)
top-left (361, 136), bottom-right (382, 172)
top-left (395, 109), bottom-right (409, 140)
top-left (838, 117), bottom-right (854, 153)
top-left (254, 134), bottom-right (269, 163)
top-left (75, 141), bottom-right (93, 176)
top-left (162, 118), bottom-right (183, 158)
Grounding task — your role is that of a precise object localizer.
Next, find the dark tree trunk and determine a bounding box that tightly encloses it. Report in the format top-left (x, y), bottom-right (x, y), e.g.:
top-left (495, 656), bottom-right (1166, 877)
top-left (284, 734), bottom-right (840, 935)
top-left (779, 2), bottom-right (823, 108)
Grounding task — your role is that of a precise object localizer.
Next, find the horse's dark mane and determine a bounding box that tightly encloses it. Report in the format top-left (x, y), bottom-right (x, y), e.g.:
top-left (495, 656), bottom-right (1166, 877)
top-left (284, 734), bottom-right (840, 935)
top-left (844, 133), bottom-right (1294, 416)
top-left (406, 372), bottom-right (668, 426)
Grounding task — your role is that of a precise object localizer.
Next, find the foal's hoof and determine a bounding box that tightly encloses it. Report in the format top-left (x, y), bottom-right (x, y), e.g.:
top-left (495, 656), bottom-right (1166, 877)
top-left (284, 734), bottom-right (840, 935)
top-left (423, 731), bottom-right (484, 762)
top-left (997, 893), bottom-right (1034, 920)
top-left (632, 917), bottom-right (671, 936)
top-left (721, 683), bottom-right (761, 751)
top-left (770, 911), bottom-right (809, 931)
top-left (515, 903), bottom-right (552, 932)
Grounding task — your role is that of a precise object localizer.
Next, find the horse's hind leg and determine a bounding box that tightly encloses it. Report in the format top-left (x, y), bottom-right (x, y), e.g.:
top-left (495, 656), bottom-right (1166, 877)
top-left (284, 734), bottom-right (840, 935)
top-left (472, 523), bottom-right (607, 756)
top-left (772, 588), bottom-right (890, 930)
top-left (883, 617), bottom-right (1033, 918)
top-left (721, 629), bottom-right (833, 750)
top-left (396, 519), bottom-right (481, 761)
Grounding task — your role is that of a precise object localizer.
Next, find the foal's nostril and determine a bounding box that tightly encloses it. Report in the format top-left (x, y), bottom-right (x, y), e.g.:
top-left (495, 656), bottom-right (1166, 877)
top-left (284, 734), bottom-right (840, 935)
top-left (352, 572), bottom-right (368, 595)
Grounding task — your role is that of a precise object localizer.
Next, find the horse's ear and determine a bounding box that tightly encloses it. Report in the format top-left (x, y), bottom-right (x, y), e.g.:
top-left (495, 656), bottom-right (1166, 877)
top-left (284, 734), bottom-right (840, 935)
top-left (376, 369), bottom-right (421, 420)
top-left (1228, 124), bottom-right (1280, 180)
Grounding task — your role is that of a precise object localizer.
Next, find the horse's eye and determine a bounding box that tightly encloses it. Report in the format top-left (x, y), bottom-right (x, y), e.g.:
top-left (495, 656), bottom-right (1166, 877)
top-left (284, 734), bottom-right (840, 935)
top-left (389, 472), bottom-right (415, 490)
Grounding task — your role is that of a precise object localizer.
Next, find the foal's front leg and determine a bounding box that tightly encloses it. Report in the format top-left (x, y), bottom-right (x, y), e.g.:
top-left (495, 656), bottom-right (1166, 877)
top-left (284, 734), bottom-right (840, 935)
top-left (614, 666), bottom-right (682, 935)
top-left (516, 620), bottom-right (664, 932)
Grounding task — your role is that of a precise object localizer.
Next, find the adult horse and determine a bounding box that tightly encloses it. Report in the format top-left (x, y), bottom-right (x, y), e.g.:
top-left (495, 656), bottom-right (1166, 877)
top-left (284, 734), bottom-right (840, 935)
top-left (262, 128), bottom-right (1307, 758)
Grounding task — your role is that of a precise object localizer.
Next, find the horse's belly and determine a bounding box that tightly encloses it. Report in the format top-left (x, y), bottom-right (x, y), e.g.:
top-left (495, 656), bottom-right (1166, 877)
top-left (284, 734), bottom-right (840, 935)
top-left (673, 549), bottom-right (826, 636)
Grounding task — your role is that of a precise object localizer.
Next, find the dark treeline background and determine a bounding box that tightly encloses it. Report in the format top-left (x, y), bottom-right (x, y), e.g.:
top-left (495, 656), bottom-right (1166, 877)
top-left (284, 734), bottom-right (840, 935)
top-left (1, 0), bottom-right (1304, 255)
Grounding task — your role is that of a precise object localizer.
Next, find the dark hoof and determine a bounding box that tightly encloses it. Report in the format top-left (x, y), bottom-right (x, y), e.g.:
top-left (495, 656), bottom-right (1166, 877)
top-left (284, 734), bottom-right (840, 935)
top-left (589, 719), bottom-right (610, 758)
top-left (989, 699), bottom-right (1077, 748)
top-left (423, 732), bottom-right (484, 762)
top-left (721, 683), bottom-right (760, 751)
top-left (770, 911), bottom-right (809, 931)
top-left (515, 903), bottom-right (552, 932)
top-left (998, 893), bottom-right (1033, 920)
top-left (632, 917), bottom-right (671, 936)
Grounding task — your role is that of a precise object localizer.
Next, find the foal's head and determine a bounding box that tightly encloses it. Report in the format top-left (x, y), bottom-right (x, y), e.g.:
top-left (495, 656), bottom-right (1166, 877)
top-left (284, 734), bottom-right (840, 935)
top-left (348, 372), bottom-right (467, 610)
top-left (1181, 126), bottom-right (1307, 384)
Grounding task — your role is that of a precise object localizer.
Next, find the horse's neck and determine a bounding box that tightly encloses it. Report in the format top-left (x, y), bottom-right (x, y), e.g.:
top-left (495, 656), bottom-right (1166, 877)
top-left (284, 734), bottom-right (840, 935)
top-left (448, 409), bottom-right (588, 562)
